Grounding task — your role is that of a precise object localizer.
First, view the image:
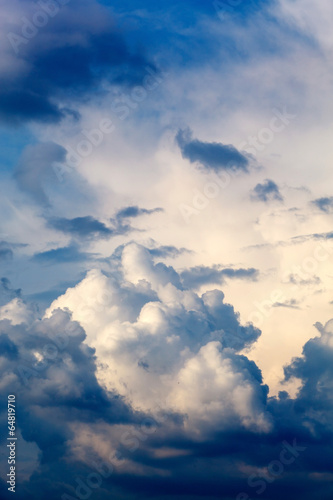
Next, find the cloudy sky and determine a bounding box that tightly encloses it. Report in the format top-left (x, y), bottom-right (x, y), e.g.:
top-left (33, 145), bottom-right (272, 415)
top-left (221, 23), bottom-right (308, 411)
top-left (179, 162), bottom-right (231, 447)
top-left (1, 0), bottom-right (333, 499)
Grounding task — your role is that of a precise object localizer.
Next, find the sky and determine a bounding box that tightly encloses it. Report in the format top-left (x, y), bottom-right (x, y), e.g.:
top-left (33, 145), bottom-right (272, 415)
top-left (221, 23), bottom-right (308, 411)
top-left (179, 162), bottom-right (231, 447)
top-left (0, 0), bottom-right (333, 499)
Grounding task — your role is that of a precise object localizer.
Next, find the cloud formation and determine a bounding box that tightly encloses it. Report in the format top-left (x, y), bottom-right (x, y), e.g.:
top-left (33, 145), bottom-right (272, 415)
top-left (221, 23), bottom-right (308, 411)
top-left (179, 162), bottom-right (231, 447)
top-left (48, 216), bottom-right (114, 239)
top-left (0, 244), bottom-right (333, 499)
top-left (180, 264), bottom-right (259, 288)
top-left (1, 0), bottom-right (156, 125)
top-left (176, 128), bottom-right (250, 172)
top-left (0, 241), bottom-right (14, 260)
top-left (251, 179), bottom-right (283, 202)
top-left (312, 196), bottom-right (333, 213)
top-left (14, 142), bottom-right (67, 206)
top-left (33, 244), bottom-right (95, 264)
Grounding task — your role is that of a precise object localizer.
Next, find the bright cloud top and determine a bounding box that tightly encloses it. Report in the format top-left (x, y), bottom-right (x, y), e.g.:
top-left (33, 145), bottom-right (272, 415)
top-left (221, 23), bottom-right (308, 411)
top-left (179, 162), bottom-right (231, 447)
top-left (47, 243), bottom-right (268, 433)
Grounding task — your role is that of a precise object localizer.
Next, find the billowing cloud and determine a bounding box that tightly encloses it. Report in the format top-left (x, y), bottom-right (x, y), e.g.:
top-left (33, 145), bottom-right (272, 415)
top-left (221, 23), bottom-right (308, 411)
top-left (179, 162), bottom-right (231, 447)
top-left (0, 302), bottom-right (138, 499)
top-left (176, 128), bottom-right (249, 172)
top-left (47, 243), bottom-right (266, 429)
top-left (0, 244), bottom-right (333, 499)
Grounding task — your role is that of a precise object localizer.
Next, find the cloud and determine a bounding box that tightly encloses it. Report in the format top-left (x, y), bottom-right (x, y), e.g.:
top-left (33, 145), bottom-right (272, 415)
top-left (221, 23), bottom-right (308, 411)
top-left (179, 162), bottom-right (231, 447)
top-left (0, 241), bottom-right (14, 260)
top-left (0, 303), bottom-right (138, 499)
top-left (251, 179), bottom-right (283, 202)
top-left (312, 196), bottom-right (333, 213)
top-left (176, 128), bottom-right (250, 172)
top-left (14, 142), bottom-right (67, 206)
top-left (2, 243), bottom-right (333, 499)
top-left (288, 274), bottom-right (321, 286)
top-left (284, 319), bottom-right (333, 433)
top-left (180, 265), bottom-right (259, 288)
top-left (0, 277), bottom-right (21, 306)
top-left (33, 244), bottom-right (95, 264)
top-left (47, 243), bottom-right (265, 423)
top-left (107, 206), bottom-right (164, 236)
top-left (1, 0), bottom-right (156, 125)
top-left (115, 206), bottom-right (163, 219)
top-left (148, 245), bottom-right (190, 259)
top-left (45, 208), bottom-right (165, 245)
top-left (48, 216), bottom-right (114, 239)
top-left (272, 298), bottom-right (301, 309)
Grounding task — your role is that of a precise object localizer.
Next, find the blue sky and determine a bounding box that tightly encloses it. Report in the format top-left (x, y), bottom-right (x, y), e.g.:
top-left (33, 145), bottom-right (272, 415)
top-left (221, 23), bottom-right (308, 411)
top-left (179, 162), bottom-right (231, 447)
top-left (1, 0), bottom-right (333, 499)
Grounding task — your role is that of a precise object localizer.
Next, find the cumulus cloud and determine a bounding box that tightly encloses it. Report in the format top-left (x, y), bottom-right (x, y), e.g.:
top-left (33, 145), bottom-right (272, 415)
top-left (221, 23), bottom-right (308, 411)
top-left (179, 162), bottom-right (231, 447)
top-left (176, 128), bottom-right (249, 172)
top-left (0, 301), bottom-right (138, 498)
top-left (1, 244), bottom-right (333, 499)
top-left (47, 243), bottom-right (266, 432)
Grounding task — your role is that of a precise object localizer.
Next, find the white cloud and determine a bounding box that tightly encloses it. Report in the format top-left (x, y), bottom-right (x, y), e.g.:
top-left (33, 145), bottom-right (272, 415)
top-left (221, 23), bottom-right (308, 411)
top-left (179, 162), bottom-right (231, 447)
top-left (47, 243), bottom-right (270, 434)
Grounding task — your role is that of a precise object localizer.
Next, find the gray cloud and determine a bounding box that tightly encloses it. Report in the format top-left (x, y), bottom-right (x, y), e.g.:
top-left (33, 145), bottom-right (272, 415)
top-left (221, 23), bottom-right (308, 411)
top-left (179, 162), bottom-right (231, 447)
top-left (0, 277), bottom-right (21, 306)
top-left (0, 241), bottom-right (14, 260)
top-left (251, 179), bottom-right (283, 202)
top-left (312, 196), bottom-right (333, 213)
top-left (33, 244), bottom-right (96, 264)
top-left (1, 0), bottom-right (156, 126)
top-left (115, 206), bottom-right (163, 219)
top-left (180, 264), bottom-right (259, 289)
top-left (148, 245), bottom-right (191, 259)
top-left (14, 142), bottom-right (67, 206)
top-left (176, 128), bottom-right (249, 172)
top-left (48, 216), bottom-right (114, 239)
top-left (2, 244), bottom-right (333, 500)
top-left (272, 298), bottom-right (301, 309)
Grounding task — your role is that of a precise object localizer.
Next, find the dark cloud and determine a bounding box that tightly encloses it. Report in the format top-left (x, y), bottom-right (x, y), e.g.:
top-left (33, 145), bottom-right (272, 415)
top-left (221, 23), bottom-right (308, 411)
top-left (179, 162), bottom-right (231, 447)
top-left (46, 208), bottom-right (164, 250)
top-left (1, 1), bottom-right (156, 126)
top-left (272, 298), bottom-right (301, 309)
top-left (2, 246), bottom-right (333, 499)
top-left (284, 320), bottom-right (333, 433)
top-left (148, 245), bottom-right (190, 259)
top-left (108, 206), bottom-right (164, 236)
top-left (251, 179), bottom-right (283, 202)
top-left (115, 206), bottom-right (163, 219)
top-left (48, 216), bottom-right (114, 239)
top-left (312, 196), bottom-right (333, 213)
top-left (288, 274), bottom-right (321, 286)
top-left (0, 277), bottom-right (21, 306)
top-left (180, 264), bottom-right (259, 289)
top-left (176, 128), bottom-right (249, 172)
top-left (0, 308), bottom-right (139, 499)
top-left (33, 244), bottom-right (95, 264)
